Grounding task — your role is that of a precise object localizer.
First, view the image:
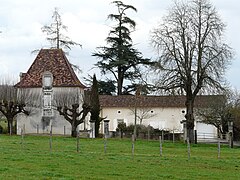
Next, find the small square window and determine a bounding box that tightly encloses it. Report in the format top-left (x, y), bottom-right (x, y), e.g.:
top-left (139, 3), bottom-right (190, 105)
top-left (151, 110), bottom-right (154, 113)
top-left (117, 110), bottom-right (121, 114)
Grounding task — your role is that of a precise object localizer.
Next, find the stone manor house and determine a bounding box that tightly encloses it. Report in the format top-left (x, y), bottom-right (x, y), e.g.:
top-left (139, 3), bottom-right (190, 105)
top-left (15, 48), bottom-right (218, 139)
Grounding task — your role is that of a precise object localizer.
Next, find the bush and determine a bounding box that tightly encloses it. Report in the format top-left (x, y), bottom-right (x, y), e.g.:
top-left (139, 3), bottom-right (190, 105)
top-left (116, 122), bottom-right (127, 138)
top-left (117, 124), bottom-right (155, 139)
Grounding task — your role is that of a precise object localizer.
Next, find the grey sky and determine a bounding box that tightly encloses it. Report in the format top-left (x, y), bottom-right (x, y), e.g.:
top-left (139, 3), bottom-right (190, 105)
top-left (0, 0), bottom-right (239, 89)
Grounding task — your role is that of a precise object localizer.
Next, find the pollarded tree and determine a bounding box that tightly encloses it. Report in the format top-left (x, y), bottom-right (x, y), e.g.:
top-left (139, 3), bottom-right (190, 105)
top-left (42, 7), bottom-right (82, 51)
top-left (93, 1), bottom-right (152, 95)
top-left (0, 83), bottom-right (30, 135)
top-left (54, 89), bottom-right (91, 137)
top-left (150, 0), bottom-right (233, 142)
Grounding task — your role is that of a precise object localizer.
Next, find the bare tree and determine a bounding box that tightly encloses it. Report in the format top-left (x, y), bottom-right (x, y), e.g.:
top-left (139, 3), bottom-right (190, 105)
top-left (0, 83), bottom-right (30, 135)
top-left (196, 95), bottom-right (229, 138)
top-left (54, 89), bottom-right (91, 137)
top-left (42, 7), bottom-right (82, 50)
top-left (197, 90), bottom-right (240, 140)
top-left (150, 0), bottom-right (233, 142)
top-left (229, 90), bottom-right (240, 140)
top-left (129, 107), bottom-right (156, 125)
top-left (39, 8), bottom-right (83, 73)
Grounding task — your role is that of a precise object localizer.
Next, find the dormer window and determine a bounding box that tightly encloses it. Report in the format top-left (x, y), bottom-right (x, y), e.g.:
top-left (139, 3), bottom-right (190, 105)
top-left (42, 72), bottom-right (53, 89)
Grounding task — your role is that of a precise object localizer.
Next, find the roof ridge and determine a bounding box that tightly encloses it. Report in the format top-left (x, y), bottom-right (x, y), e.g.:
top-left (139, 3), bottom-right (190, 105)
top-left (15, 48), bottom-right (86, 88)
top-left (99, 95), bottom-right (225, 108)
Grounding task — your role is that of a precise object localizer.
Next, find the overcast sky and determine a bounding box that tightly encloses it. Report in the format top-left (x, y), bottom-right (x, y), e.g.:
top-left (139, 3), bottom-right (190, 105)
top-left (0, 0), bottom-right (239, 89)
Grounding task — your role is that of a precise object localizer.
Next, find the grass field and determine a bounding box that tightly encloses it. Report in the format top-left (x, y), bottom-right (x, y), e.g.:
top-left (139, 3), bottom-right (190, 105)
top-left (0, 135), bottom-right (239, 179)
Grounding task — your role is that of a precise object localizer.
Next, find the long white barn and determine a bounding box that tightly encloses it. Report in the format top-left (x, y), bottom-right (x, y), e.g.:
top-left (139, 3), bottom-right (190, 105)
top-left (99, 95), bottom-right (219, 139)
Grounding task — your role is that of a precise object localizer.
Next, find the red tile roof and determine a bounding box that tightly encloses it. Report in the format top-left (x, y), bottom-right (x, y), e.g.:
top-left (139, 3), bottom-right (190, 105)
top-left (99, 95), bottom-right (224, 108)
top-left (15, 49), bottom-right (85, 88)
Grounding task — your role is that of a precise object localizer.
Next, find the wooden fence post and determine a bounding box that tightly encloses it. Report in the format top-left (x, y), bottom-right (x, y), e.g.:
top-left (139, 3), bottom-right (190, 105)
top-left (173, 130), bottom-right (175, 143)
top-left (77, 131), bottom-right (80, 153)
top-left (49, 125), bottom-right (52, 153)
top-left (159, 136), bottom-right (162, 157)
top-left (218, 139), bottom-right (221, 159)
top-left (187, 138), bottom-right (190, 160)
top-left (132, 134), bottom-right (135, 159)
top-left (21, 128), bottom-right (24, 148)
top-left (162, 130), bottom-right (164, 143)
top-left (104, 134), bottom-right (107, 154)
top-left (37, 124), bottom-right (39, 134)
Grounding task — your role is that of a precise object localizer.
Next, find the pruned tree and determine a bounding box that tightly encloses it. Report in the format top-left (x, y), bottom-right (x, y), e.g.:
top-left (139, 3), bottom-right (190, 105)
top-left (93, 1), bottom-right (153, 95)
top-left (42, 7), bottom-right (82, 51)
top-left (54, 89), bottom-right (91, 137)
top-left (0, 83), bottom-right (30, 135)
top-left (150, 0), bottom-right (233, 142)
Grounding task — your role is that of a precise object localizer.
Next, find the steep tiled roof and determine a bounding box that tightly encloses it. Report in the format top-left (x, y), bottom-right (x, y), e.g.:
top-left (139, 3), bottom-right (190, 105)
top-left (15, 49), bottom-right (86, 88)
top-left (99, 95), bottom-right (224, 108)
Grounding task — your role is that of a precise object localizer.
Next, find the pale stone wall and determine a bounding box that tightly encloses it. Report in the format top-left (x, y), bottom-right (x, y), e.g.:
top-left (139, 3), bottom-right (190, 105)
top-left (100, 106), bottom-right (217, 136)
top-left (17, 87), bottom-right (217, 138)
top-left (100, 107), bottom-right (186, 133)
top-left (16, 87), bottom-right (90, 135)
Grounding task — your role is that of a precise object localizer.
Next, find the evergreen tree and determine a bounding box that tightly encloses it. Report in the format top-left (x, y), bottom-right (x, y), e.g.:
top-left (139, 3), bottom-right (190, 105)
top-left (98, 79), bottom-right (116, 95)
top-left (93, 1), bottom-right (152, 95)
top-left (90, 74), bottom-right (103, 137)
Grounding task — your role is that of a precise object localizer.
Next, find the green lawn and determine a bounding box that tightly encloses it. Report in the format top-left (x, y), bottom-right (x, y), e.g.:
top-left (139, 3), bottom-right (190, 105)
top-left (0, 135), bottom-right (239, 179)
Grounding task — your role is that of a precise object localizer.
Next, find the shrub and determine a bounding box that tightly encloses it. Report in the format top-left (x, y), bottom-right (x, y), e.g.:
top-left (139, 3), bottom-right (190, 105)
top-left (116, 122), bottom-right (127, 138)
top-left (118, 124), bottom-right (155, 139)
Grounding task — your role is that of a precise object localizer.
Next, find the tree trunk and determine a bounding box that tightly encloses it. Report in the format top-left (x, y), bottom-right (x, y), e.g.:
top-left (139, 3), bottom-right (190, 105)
top-left (117, 70), bottom-right (124, 95)
top-left (185, 98), bottom-right (195, 143)
top-left (71, 122), bottom-right (77, 137)
top-left (7, 118), bottom-right (13, 136)
top-left (95, 120), bottom-right (100, 138)
top-left (120, 130), bottom-right (123, 138)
